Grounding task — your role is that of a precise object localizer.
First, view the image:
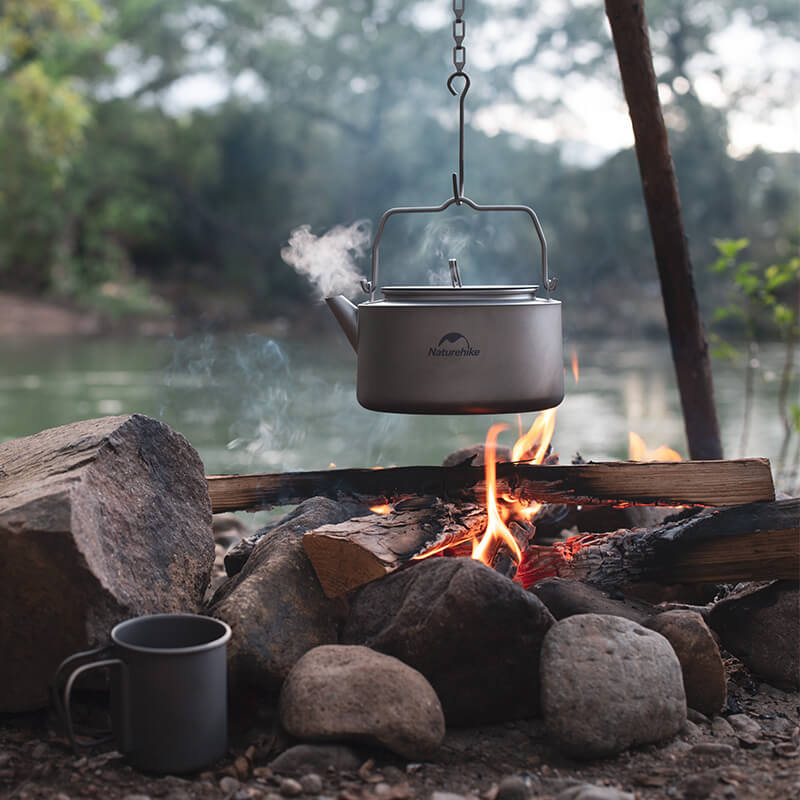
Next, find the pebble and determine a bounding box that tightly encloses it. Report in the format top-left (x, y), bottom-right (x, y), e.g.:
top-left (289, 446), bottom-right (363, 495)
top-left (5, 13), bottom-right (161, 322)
top-left (726, 714), bottom-right (762, 738)
top-left (431, 793), bottom-right (471, 800)
top-left (711, 716), bottom-right (735, 738)
top-left (682, 772), bottom-right (718, 798)
top-left (681, 720), bottom-right (702, 739)
top-left (279, 777), bottom-right (303, 797)
top-left (253, 767), bottom-right (274, 779)
top-left (122, 795), bottom-right (152, 800)
top-left (31, 742), bottom-right (48, 758)
top-left (300, 773), bottom-right (323, 794)
top-left (0, 752), bottom-right (10, 767)
top-left (268, 744), bottom-right (361, 776)
top-left (220, 776), bottom-right (241, 794)
top-left (556, 785), bottom-right (634, 800)
top-left (496, 776), bottom-right (530, 800)
top-left (690, 743), bottom-right (735, 758)
top-left (234, 755), bottom-right (251, 779)
top-left (687, 708), bottom-right (710, 725)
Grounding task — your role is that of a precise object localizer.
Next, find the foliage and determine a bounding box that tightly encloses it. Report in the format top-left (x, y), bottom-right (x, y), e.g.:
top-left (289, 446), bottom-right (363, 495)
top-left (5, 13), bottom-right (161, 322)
top-left (708, 237), bottom-right (800, 466)
top-left (0, 0), bottom-right (797, 321)
top-left (709, 238), bottom-right (799, 347)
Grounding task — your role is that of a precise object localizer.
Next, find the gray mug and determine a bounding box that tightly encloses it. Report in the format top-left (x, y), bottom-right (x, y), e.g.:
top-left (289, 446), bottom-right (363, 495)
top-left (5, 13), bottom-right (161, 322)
top-left (52, 613), bottom-right (231, 774)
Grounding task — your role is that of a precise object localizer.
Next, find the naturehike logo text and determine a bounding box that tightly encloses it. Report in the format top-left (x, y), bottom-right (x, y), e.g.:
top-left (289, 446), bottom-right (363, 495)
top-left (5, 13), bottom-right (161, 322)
top-left (428, 332), bottom-right (480, 358)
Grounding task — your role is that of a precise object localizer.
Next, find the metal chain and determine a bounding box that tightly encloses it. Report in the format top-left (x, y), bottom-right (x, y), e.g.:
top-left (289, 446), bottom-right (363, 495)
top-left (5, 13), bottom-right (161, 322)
top-left (448, 0), bottom-right (470, 199)
top-left (452, 0), bottom-right (466, 73)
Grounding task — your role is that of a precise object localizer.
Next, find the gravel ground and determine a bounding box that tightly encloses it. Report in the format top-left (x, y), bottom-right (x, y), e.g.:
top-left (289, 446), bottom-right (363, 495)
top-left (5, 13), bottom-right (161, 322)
top-left (1, 661), bottom-right (798, 800)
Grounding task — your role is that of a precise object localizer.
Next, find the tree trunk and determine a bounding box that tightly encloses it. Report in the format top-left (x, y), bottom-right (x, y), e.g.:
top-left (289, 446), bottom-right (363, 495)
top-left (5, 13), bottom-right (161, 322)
top-left (605, 0), bottom-right (723, 460)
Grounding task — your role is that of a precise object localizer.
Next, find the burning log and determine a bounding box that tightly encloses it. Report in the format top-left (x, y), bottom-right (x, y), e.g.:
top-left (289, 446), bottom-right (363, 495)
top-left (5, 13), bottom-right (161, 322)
top-left (207, 458), bottom-right (775, 513)
top-left (303, 499), bottom-right (798, 598)
top-left (302, 501), bottom-right (486, 598)
top-left (518, 498), bottom-right (800, 590)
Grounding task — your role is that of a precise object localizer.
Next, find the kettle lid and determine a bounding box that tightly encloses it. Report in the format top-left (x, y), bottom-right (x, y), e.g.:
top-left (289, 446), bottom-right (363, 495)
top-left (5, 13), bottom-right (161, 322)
top-left (380, 285), bottom-right (538, 302)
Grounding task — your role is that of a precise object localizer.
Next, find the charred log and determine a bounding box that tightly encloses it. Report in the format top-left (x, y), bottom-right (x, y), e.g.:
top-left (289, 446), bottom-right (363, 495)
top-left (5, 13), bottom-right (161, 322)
top-left (518, 499), bottom-right (800, 590)
top-left (207, 458), bottom-right (774, 513)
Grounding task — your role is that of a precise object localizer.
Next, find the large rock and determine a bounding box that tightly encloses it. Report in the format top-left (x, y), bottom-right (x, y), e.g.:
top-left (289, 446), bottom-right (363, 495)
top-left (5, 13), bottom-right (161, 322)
top-left (0, 415), bottom-right (213, 711)
top-left (279, 645), bottom-right (445, 760)
top-left (540, 614), bottom-right (686, 758)
top-left (645, 609), bottom-right (726, 715)
top-left (531, 577), bottom-right (655, 624)
top-left (342, 557), bottom-right (555, 725)
top-left (708, 580), bottom-right (800, 689)
top-left (209, 497), bottom-right (364, 701)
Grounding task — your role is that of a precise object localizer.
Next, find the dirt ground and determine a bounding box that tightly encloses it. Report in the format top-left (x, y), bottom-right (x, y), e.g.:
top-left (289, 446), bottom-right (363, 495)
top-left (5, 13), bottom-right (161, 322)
top-left (2, 658), bottom-right (797, 800)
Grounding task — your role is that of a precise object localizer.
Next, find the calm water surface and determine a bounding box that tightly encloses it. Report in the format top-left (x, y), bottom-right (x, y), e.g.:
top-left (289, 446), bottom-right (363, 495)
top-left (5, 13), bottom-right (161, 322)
top-left (0, 332), bottom-right (794, 486)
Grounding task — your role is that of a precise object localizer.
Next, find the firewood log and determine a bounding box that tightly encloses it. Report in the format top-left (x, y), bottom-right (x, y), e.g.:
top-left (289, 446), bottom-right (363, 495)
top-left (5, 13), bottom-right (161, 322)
top-left (207, 458), bottom-right (775, 513)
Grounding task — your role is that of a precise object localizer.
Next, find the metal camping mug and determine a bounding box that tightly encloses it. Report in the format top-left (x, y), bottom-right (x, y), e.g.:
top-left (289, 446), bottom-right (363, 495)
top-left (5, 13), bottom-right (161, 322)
top-left (52, 613), bottom-right (231, 774)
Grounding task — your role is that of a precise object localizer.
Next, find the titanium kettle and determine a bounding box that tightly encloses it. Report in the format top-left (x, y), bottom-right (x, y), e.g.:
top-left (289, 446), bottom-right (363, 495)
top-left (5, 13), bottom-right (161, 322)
top-left (327, 195), bottom-right (564, 414)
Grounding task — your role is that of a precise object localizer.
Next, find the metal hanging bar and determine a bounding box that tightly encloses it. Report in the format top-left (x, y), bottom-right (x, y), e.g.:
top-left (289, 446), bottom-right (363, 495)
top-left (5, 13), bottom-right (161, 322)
top-left (362, 0), bottom-right (558, 301)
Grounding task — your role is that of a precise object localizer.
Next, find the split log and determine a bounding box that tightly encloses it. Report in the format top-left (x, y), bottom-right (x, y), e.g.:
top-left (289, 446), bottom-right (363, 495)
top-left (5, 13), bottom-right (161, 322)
top-left (304, 498), bottom-right (798, 598)
top-left (302, 503), bottom-right (485, 598)
top-left (519, 498), bottom-right (800, 590)
top-left (207, 458), bottom-right (775, 513)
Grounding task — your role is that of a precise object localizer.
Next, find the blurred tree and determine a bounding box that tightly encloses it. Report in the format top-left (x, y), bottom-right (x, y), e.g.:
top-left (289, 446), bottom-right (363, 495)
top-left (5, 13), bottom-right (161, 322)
top-left (0, 0), bottom-right (795, 323)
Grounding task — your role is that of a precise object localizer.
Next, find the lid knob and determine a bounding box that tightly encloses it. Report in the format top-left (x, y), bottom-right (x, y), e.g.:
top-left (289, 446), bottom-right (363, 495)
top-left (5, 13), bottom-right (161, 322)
top-left (448, 258), bottom-right (463, 288)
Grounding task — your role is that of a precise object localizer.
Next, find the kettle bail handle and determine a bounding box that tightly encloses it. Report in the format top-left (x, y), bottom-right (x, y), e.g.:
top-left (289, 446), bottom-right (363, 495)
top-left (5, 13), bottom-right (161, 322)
top-left (364, 194), bottom-right (556, 302)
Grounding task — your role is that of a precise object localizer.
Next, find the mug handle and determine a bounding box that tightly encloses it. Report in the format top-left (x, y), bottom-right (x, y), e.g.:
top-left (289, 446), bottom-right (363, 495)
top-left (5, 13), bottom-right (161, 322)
top-left (51, 648), bottom-right (130, 755)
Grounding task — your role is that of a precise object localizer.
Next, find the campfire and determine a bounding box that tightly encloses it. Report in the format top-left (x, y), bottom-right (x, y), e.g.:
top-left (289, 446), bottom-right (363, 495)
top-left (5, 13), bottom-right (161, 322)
top-left (202, 411), bottom-right (795, 601)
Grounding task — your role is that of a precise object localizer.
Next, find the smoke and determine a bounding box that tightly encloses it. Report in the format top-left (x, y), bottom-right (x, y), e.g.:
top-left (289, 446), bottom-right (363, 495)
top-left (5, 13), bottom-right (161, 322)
top-left (281, 220), bottom-right (371, 298)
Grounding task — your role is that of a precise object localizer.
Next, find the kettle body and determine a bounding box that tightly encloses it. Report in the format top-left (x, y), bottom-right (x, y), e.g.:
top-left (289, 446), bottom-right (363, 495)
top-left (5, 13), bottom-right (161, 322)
top-left (329, 285), bottom-right (563, 414)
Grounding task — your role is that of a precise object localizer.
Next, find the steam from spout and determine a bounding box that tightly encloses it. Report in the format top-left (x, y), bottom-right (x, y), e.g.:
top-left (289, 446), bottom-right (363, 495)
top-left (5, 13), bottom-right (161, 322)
top-left (281, 220), bottom-right (371, 298)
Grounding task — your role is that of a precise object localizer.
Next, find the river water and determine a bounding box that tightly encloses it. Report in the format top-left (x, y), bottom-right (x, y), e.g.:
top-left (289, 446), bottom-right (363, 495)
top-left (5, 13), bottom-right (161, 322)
top-left (0, 332), bottom-right (795, 489)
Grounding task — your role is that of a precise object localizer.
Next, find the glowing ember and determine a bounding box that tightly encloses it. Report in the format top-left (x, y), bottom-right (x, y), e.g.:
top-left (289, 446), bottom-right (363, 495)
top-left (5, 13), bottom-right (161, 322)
top-left (370, 503), bottom-right (393, 515)
top-left (629, 432), bottom-right (682, 462)
top-left (472, 424), bottom-right (522, 565)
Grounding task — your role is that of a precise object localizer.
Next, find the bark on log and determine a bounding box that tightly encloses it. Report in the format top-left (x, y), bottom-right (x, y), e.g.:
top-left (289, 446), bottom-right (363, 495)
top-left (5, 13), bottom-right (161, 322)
top-left (208, 458), bottom-right (774, 513)
top-left (519, 499), bottom-right (800, 590)
top-left (605, 0), bottom-right (723, 460)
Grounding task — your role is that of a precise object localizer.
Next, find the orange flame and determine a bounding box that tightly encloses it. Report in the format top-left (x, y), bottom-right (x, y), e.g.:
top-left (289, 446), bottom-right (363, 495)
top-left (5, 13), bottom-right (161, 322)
top-left (511, 408), bottom-right (557, 464)
top-left (472, 424), bottom-right (522, 564)
top-left (571, 346), bottom-right (579, 383)
top-left (629, 432), bottom-right (682, 462)
top-left (369, 503), bottom-right (393, 515)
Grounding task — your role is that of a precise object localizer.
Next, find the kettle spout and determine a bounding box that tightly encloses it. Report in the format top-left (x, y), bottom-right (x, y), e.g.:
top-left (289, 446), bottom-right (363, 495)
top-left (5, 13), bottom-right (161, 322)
top-left (325, 296), bottom-right (359, 352)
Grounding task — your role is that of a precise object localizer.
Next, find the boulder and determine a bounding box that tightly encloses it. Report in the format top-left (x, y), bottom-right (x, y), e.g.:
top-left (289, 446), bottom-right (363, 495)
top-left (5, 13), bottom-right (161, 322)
top-left (0, 415), bottom-right (213, 711)
top-left (342, 557), bottom-right (554, 725)
top-left (645, 609), bottom-right (726, 715)
top-left (540, 614), bottom-right (686, 758)
top-left (209, 497), bottom-right (364, 701)
top-left (278, 645), bottom-right (445, 760)
top-left (708, 581), bottom-right (799, 690)
top-left (531, 577), bottom-right (654, 624)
